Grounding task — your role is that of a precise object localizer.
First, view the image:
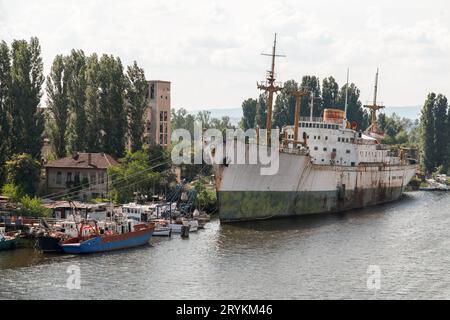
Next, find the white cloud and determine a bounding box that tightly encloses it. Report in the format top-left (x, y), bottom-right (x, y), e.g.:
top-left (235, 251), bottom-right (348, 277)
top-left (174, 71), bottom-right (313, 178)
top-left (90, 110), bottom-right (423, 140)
top-left (1, 0), bottom-right (450, 109)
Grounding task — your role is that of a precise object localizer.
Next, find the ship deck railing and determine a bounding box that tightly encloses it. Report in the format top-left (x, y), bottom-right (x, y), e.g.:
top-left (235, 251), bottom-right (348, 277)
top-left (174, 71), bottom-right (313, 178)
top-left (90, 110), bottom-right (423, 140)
top-left (299, 117), bottom-right (324, 123)
top-left (280, 147), bottom-right (309, 156)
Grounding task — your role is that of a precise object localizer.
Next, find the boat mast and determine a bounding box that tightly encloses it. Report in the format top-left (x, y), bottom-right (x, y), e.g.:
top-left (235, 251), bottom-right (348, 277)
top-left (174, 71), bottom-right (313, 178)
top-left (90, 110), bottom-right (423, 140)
top-left (257, 33), bottom-right (285, 144)
top-left (309, 92), bottom-right (314, 122)
top-left (290, 89), bottom-right (309, 147)
top-left (364, 68), bottom-right (385, 133)
top-left (343, 68), bottom-right (349, 128)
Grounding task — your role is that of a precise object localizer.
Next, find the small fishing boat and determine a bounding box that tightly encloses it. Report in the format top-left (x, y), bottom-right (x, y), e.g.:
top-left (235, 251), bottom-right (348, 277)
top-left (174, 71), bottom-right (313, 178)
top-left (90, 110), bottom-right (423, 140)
top-left (192, 209), bottom-right (211, 229)
top-left (60, 220), bottom-right (155, 254)
top-left (169, 218), bottom-right (198, 233)
top-left (37, 231), bottom-right (67, 253)
top-left (0, 229), bottom-right (19, 251)
top-left (36, 220), bottom-right (83, 253)
top-left (151, 220), bottom-right (172, 237)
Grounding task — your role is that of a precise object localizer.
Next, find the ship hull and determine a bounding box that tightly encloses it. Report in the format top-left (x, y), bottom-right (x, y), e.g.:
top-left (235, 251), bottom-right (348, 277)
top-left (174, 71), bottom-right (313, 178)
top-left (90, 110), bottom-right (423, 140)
top-left (37, 235), bottom-right (63, 253)
top-left (215, 149), bottom-right (417, 223)
top-left (61, 227), bottom-right (154, 254)
top-left (218, 187), bottom-right (405, 222)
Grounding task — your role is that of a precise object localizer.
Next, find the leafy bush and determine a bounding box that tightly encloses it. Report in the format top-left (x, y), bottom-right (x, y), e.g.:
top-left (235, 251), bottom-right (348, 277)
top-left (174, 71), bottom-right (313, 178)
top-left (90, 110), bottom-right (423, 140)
top-left (17, 195), bottom-right (51, 217)
top-left (5, 154), bottom-right (41, 197)
top-left (1, 183), bottom-right (23, 203)
top-left (194, 178), bottom-right (217, 213)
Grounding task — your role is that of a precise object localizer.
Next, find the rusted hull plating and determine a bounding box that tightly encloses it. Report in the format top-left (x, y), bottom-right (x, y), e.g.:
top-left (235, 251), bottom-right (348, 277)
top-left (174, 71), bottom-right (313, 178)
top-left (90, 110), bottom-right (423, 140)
top-left (215, 151), bottom-right (417, 222)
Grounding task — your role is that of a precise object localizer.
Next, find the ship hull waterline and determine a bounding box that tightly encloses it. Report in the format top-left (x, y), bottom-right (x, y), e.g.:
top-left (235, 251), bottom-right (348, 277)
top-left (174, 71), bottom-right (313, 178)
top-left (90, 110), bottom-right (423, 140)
top-left (214, 147), bottom-right (417, 223)
top-left (218, 186), bottom-right (406, 222)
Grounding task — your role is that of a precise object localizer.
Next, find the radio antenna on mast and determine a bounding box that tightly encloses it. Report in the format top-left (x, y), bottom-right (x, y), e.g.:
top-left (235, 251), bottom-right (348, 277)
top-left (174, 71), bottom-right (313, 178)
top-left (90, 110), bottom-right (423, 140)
top-left (344, 68), bottom-right (349, 127)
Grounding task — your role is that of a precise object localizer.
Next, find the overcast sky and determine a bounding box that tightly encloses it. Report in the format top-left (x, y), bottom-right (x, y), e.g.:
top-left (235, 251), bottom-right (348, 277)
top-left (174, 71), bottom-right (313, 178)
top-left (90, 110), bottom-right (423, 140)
top-left (1, 0), bottom-right (450, 110)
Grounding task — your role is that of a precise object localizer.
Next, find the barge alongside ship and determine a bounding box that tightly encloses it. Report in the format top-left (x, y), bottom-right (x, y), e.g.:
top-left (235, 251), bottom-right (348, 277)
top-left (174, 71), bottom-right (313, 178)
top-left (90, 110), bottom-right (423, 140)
top-left (214, 34), bottom-right (418, 223)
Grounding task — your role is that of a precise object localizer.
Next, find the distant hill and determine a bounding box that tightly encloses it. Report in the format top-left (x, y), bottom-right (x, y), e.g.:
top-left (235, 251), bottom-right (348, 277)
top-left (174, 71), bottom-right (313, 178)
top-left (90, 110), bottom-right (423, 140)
top-left (382, 106), bottom-right (421, 120)
top-left (188, 105), bottom-right (421, 125)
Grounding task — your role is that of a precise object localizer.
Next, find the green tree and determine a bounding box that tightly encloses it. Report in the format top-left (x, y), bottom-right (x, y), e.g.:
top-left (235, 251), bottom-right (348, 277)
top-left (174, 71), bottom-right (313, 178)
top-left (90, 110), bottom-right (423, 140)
top-left (66, 49), bottom-right (87, 153)
top-left (0, 41), bottom-right (12, 185)
top-left (377, 113), bottom-right (416, 145)
top-left (148, 144), bottom-right (172, 173)
top-left (10, 37), bottom-right (45, 159)
top-left (126, 61), bottom-right (148, 152)
top-left (108, 149), bottom-right (162, 204)
top-left (172, 108), bottom-right (196, 135)
top-left (5, 153), bottom-right (41, 196)
top-left (255, 93), bottom-right (267, 129)
top-left (321, 76), bottom-right (339, 113)
top-left (98, 54), bottom-right (127, 158)
top-left (85, 54), bottom-right (102, 152)
top-left (273, 79), bottom-right (298, 128)
top-left (299, 75), bottom-right (321, 117)
top-left (196, 110), bottom-right (212, 129)
top-left (420, 93), bottom-right (437, 173)
top-left (434, 94), bottom-right (448, 167)
top-left (240, 98), bottom-right (257, 130)
top-left (336, 83), bottom-right (369, 131)
top-left (46, 54), bottom-right (69, 158)
top-left (1, 183), bottom-right (22, 203)
top-left (194, 177), bottom-right (217, 212)
top-left (211, 116), bottom-right (234, 135)
top-left (17, 195), bottom-right (50, 217)
top-left (446, 107), bottom-right (450, 173)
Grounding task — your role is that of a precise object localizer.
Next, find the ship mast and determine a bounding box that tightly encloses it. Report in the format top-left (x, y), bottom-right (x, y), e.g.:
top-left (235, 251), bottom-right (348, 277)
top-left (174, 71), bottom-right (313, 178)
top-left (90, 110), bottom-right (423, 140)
top-left (257, 33), bottom-right (285, 144)
top-left (343, 68), bottom-right (349, 128)
top-left (289, 89), bottom-right (309, 147)
top-left (363, 68), bottom-right (384, 133)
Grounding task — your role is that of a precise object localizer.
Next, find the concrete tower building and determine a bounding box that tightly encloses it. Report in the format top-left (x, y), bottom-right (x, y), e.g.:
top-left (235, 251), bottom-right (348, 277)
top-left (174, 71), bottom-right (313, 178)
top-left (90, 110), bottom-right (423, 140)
top-left (145, 80), bottom-right (171, 147)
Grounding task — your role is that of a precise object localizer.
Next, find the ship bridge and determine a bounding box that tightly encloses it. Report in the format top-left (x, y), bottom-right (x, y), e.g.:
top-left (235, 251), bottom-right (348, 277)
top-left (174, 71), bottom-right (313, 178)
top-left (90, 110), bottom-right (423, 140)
top-left (281, 116), bottom-right (398, 167)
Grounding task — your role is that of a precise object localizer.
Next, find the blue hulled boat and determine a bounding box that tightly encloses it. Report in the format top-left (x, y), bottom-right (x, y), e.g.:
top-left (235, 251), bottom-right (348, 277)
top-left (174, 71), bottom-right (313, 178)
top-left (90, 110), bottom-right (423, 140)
top-left (61, 222), bottom-right (155, 254)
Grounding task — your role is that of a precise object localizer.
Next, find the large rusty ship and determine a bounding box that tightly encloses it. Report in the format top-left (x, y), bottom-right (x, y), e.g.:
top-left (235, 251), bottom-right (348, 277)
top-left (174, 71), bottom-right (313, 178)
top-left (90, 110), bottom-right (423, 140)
top-left (214, 34), bottom-right (418, 223)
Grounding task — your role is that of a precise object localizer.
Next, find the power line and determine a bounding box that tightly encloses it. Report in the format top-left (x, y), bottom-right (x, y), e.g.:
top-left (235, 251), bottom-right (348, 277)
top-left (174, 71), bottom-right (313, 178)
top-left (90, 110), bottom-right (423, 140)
top-left (41, 154), bottom-right (166, 200)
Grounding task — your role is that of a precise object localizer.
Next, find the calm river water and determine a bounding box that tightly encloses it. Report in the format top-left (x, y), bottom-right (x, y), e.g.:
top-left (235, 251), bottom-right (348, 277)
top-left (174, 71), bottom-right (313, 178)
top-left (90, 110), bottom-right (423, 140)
top-left (1, 191), bottom-right (450, 300)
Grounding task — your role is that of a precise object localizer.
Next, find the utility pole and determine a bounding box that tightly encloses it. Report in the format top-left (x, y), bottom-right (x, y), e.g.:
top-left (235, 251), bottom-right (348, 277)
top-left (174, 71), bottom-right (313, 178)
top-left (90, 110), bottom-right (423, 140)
top-left (257, 33), bottom-right (285, 145)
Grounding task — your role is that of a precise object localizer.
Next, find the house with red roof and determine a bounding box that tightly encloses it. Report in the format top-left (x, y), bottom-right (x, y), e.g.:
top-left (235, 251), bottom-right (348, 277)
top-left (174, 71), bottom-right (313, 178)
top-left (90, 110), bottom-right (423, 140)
top-left (44, 153), bottom-right (118, 201)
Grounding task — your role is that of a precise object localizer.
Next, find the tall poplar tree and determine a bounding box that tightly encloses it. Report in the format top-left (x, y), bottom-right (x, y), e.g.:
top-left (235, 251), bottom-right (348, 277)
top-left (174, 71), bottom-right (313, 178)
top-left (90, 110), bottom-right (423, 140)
top-left (420, 93), bottom-right (437, 173)
top-left (299, 75), bottom-right (321, 118)
top-left (46, 55), bottom-right (69, 158)
top-left (434, 94), bottom-right (448, 168)
top-left (273, 79), bottom-right (298, 128)
top-left (321, 76), bottom-right (339, 113)
top-left (0, 41), bottom-right (12, 184)
top-left (336, 83), bottom-right (369, 131)
top-left (241, 98), bottom-right (257, 131)
top-left (126, 61), bottom-right (148, 153)
top-left (85, 54), bottom-right (101, 152)
top-left (255, 93), bottom-right (267, 129)
top-left (66, 49), bottom-right (87, 153)
top-left (98, 54), bottom-right (126, 158)
top-left (10, 37), bottom-right (45, 159)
